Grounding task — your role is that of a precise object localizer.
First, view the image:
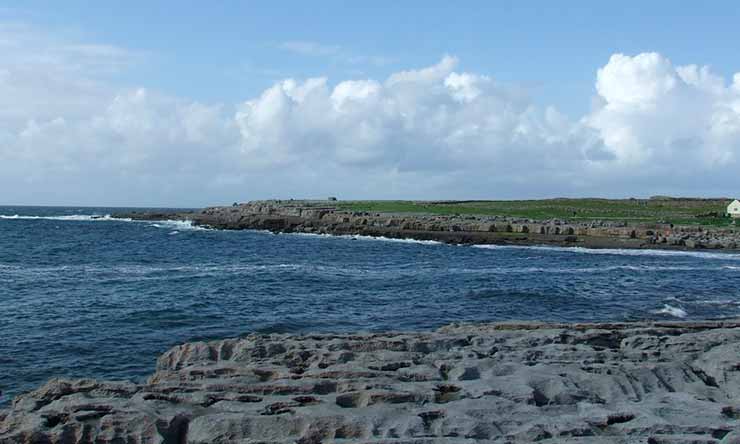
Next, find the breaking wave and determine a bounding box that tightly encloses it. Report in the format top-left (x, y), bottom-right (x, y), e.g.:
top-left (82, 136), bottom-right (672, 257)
top-left (447, 264), bottom-right (725, 274)
top-left (0, 214), bottom-right (213, 232)
top-left (0, 262), bottom-right (384, 283)
top-left (652, 304), bottom-right (688, 318)
top-left (0, 214), bottom-right (126, 221)
top-left (148, 220), bottom-right (210, 231)
top-left (473, 244), bottom-right (740, 261)
top-left (283, 232), bottom-right (442, 245)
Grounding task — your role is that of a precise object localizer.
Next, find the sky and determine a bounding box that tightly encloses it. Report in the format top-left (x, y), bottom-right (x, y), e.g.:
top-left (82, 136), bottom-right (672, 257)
top-left (1, 1), bottom-right (740, 206)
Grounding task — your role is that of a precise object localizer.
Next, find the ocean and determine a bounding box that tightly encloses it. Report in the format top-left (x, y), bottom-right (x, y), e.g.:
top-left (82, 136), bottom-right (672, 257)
top-left (1, 206), bottom-right (739, 405)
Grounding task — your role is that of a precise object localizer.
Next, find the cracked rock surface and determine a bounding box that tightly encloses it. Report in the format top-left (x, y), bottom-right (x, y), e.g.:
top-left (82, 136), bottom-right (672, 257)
top-left (2, 320), bottom-right (740, 443)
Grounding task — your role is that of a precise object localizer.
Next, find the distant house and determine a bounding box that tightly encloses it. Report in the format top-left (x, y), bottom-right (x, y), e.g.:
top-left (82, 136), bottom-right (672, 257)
top-left (327, 197), bottom-right (338, 201)
top-left (728, 200), bottom-right (740, 218)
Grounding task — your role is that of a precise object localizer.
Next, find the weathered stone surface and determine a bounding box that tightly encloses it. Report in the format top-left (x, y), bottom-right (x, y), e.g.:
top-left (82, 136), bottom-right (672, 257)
top-left (2, 320), bottom-right (740, 443)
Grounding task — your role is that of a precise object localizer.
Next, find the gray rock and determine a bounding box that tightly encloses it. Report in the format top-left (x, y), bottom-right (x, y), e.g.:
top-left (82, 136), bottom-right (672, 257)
top-left (2, 320), bottom-right (740, 443)
top-left (112, 200), bottom-right (740, 251)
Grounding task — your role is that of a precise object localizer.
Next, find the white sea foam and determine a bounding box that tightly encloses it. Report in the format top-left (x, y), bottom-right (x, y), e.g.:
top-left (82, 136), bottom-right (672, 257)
top-left (345, 234), bottom-right (442, 245)
top-left (0, 214), bottom-right (128, 221)
top-left (447, 264), bottom-right (717, 275)
top-left (0, 262), bottom-right (338, 280)
top-left (0, 215), bottom-right (212, 233)
top-left (664, 296), bottom-right (740, 307)
top-left (283, 232), bottom-right (442, 245)
top-left (652, 304), bottom-right (688, 318)
top-left (0, 261), bottom-right (414, 284)
top-left (147, 219), bottom-right (209, 231)
top-left (473, 244), bottom-right (740, 261)
top-left (695, 299), bottom-right (740, 306)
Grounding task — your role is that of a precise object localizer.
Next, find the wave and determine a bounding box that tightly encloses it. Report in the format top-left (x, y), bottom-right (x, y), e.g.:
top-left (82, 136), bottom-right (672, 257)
top-left (0, 261), bottom-right (452, 284)
top-left (652, 304), bottom-right (688, 318)
top-left (473, 244), bottom-right (740, 261)
top-left (0, 214), bottom-right (215, 233)
top-left (283, 232), bottom-right (442, 245)
top-left (345, 234), bottom-right (442, 245)
top-left (2, 259), bottom-right (737, 283)
top-left (447, 264), bottom-right (724, 274)
top-left (0, 262), bottom-right (362, 282)
top-left (665, 296), bottom-right (740, 307)
top-left (148, 220), bottom-right (210, 231)
top-left (694, 299), bottom-right (740, 306)
top-left (0, 214), bottom-right (129, 222)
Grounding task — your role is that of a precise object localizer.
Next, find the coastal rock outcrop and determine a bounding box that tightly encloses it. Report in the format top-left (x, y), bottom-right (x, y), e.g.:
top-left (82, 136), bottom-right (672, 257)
top-left (2, 320), bottom-right (740, 443)
top-left (114, 200), bottom-right (740, 251)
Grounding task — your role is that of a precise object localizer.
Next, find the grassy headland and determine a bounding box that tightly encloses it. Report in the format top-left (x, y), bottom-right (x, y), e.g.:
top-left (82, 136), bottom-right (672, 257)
top-left (336, 197), bottom-right (736, 227)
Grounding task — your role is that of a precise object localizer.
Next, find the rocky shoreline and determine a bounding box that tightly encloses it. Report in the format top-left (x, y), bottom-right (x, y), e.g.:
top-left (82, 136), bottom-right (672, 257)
top-left (114, 200), bottom-right (740, 251)
top-left (2, 320), bottom-right (739, 443)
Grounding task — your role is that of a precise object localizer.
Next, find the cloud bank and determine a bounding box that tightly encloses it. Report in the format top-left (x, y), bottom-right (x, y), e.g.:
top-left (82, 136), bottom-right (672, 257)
top-left (1, 25), bottom-right (739, 205)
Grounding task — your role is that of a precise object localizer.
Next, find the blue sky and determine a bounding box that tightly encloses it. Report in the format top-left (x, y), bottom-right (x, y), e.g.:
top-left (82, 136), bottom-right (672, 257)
top-left (7, 1), bottom-right (740, 115)
top-left (1, 2), bottom-right (740, 205)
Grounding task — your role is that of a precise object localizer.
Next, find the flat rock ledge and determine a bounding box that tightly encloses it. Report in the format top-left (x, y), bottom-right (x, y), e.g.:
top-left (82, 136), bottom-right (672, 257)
top-left (2, 320), bottom-right (740, 444)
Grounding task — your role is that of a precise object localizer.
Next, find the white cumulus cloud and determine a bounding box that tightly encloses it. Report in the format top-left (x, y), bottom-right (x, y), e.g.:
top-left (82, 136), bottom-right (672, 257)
top-left (1, 24), bottom-right (739, 206)
top-left (586, 52), bottom-right (740, 170)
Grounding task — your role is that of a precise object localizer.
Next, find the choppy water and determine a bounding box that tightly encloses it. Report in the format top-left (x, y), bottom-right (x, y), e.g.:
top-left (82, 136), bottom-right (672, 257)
top-left (1, 206), bottom-right (739, 405)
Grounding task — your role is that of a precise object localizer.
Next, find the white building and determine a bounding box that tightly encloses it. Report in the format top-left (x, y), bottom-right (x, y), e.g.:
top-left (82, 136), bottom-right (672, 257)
top-left (728, 200), bottom-right (740, 218)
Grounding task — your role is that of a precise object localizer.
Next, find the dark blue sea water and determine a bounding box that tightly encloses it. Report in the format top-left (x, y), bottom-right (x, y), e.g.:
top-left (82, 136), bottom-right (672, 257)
top-left (2, 206), bottom-right (740, 405)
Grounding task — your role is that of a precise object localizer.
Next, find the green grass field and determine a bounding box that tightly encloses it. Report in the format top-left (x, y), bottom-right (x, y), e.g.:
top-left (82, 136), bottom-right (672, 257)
top-left (336, 198), bottom-right (737, 227)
